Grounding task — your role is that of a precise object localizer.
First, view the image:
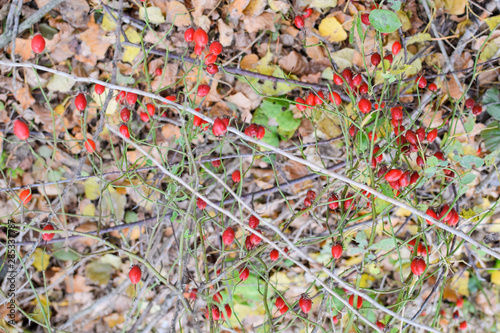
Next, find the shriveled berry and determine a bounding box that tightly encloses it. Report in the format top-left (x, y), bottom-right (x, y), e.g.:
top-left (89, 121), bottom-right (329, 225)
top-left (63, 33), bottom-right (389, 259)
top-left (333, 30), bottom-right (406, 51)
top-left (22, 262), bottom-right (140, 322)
top-left (465, 98), bottom-right (475, 109)
top-left (31, 34), bottom-right (46, 54)
top-left (84, 139), bottom-right (96, 153)
top-left (19, 189), bottom-right (32, 204)
top-left (294, 16), bottom-right (305, 29)
top-left (472, 104), bottom-right (482, 115)
top-left (270, 249), bottom-right (279, 261)
top-left (95, 84), bottom-right (105, 95)
top-left (385, 169), bottom-right (403, 182)
top-left (411, 257), bottom-right (426, 276)
top-left (371, 53), bottom-right (381, 66)
top-left (299, 296), bottom-right (312, 313)
top-left (119, 124), bottom-right (130, 138)
top-left (331, 242), bottom-right (343, 259)
top-left (13, 119), bottom-right (29, 140)
top-left (392, 41), bottom-right (402, 55)
top-left (129, 265), bottom-right (142, 284)
top-left (358, 98), bottom-right (371, 114)
top-left (377, 165), bottom-right (388, 178)
top-left (232, 170), bottom-right (241, 183)
top-left (222, 227), bottom-right (235, 245)
top-left (427, 128), bottom-right (438, 142)
top-left (184, 28), bottom-right (195, 42)
top-left (197, 197), bottom-right (206, 210)
top-left (239, 267), bottom-right (250, 281)
top-left (42, 224), bottom-right (55, 241)
top-left (306, 190), bottom-right (316, 200)
top-left (75, 93), bottom-right (87, 111)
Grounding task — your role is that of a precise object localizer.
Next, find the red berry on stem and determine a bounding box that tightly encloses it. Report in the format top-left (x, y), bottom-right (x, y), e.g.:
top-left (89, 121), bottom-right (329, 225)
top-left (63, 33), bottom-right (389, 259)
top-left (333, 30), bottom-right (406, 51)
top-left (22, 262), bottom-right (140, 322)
top-left (119, 124), bottom-right (130, 138)
top-left (294, 16), bottom-right (305, 29)
top-left (427, 128), bottom-right (438, 142)
top-left (116, 91), bottom-right (126, 103)
top-left (457, 297), bottom-right (463, 308)
top-left (13, 119), bottom-right (29, 140)
top-left (212, 159), bottom-right (221, 168)
top-left (120, 108), bottom-right (131, 122)
top-left (399, 171), bottom-right (411, 188)
top-left (331, 242), bottom-right (343, 259)
top-left (209, 41), bottom-right (223, 55)
top-left (348, 125), bottom-right (356, 137)
top-left (232, 170), bottom-right (241, 183)
top-left (416, 127), bottom-right (426, 142)
top-left (472, 104), bottom-right (482, 115)
top-left (193, 28), bottom-right (208, 47)
top-left (411, 257), bottom-right (426, 276)
top-left (222, 304), bottom-right (232, 320)
top-left (358, 98), bottom-right (371, 114)
top-left (146, 103), bottom-right (155, 116)
top-left (416, 155), bottom-right (425, 167)
top-left (307, 190), bottom-right (316, 200)
top-left (371, 53), bottom-right (381, 66)
top-left (405, 130), bottom-right (417, 145)
top-left (384, 54), bottom-right (393, 64)
top-left (349, 294), bottom-right (363, 309)
top-left (75, 93), bottom-right (87, 111)
top-left (280, 305), bottom-right (289, 314)
top-left (275, 296), bottom-right (285, 309)
top-left (352, 74), bottom-right (362, 86)
top-left (129, 265), bottom-right (142, 284)
top-left (256, 125), bottom-right (265, 140)
top-left (314, 91), bottom-right (324, 105)
top-left (465, 98), bottom-right (475, 109)
top-left (270, 249), bottom-right (279, 261)
top-left (184, 28), bottom-right (195, 42)
top-left (31, 34), bottom-right (46, 54)
top-left (428, 83), bottom-right (437, 91)
top-left (206, 63), bottom-right (219, 74)
top-left (341, 68), bottom-right (353, 84)
top-left (434, 151), bottom-right (445, 161)
top-left (303, 197), bottom-right (312, 207)
top-left (332, 315), bottom-right (339, 324)
top-left (425, 208), bottom-right (437, 225)
top-left (239, 267), bottom-right (250, 281)
top-left (391, 106), bottom-right (403, 120)
top-left (376, 321), bottom-right (385, 329)
top-left (222, 227), bottom-right (235, 245)
top-left (416, 76), bottom-right (427, 88)
top-left (385, 169), bottom-right (403, 182)
top-left (197, 197), bottom-right (206, 210)
top-left (299, 296), bottom-right (312, 314)
top-left (205, 53), bottom-right (217, 65)
top-left (42, 224), bottom-right (55, 241)
top-left (459, 321), bottom-right (467, 330)
top-left (329, 92), bottom-right (342, 106)
top-left (155, 68), bottom-right (162, 76)
top-left (95, 84), bottom-right (105, 95)
top-left (333, 73), bottom-right (343, 86)
top-left (20, 189), bottom-right (32, 204)
top-left (359, 82), bottom-right (368, 94)
top-left (303, 7), bottom-right (313, 18)
top-left (392, 41), bottom-right (402, 55)
top-left (296, 97), bottom-right (307, 111)
top-left (328, 194), bottom-right (339, 210)
top-left (126, 92), bottom-right (137, 105)
top-left (212, 117), bottom-right (228, 136)
top-left (140, 111), bottom-right (149, 122)
top-left (84, 139), bottom-right (96, 153)
top-left (197, 84), bottom-right (210, 97)
top-left (249, 215), bottom-right (259, 229)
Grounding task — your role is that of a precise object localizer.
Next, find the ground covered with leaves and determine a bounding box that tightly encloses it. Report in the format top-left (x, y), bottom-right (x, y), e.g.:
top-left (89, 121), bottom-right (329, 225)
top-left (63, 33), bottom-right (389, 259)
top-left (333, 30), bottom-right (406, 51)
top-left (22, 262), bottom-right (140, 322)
top-left (1, 0), bottom-right (500, 332)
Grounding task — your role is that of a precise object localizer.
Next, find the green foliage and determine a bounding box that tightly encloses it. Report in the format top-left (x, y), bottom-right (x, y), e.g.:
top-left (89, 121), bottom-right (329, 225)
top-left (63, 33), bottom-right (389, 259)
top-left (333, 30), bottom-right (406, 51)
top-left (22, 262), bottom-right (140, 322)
top-left (482, 87), bottom-right (500, 120)
top-left (369, 9), bottom-right (402, 33)
top-left (480, 122), bottom-right (500, 152)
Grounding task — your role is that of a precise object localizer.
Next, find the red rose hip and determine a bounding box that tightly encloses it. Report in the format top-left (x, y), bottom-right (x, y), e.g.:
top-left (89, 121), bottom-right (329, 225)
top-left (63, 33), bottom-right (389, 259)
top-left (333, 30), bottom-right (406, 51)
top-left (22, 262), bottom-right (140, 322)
top-left (13, 119), bottom-right (30, 140)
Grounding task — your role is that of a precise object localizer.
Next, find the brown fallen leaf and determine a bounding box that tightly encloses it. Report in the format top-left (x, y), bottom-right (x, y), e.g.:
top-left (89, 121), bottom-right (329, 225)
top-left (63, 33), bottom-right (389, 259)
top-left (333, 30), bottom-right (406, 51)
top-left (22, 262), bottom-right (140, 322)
top-left (278, 51), bottom-right (308, 76)
top-left (78, 16), bottom-right (112, 66)
top-left (228, 0), bottom-right (252, 20)
top-left (166, 1), bottom-right (191, 28)
top-left (15, 84), bottom-right (35, 110)
top-left (243, 12), bottom-right (277, 33)
top-left (217, 19), bottom-right (234, 47)
top-left (151, 63), bottom-right (179, 91)
top-left (58, 0), bottom-right (90, 28)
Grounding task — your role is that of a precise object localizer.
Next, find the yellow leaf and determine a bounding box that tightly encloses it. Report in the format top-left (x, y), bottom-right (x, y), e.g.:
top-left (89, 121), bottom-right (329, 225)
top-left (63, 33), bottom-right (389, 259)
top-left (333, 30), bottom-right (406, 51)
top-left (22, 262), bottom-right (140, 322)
top-left (139, 7), bottom-right (165, 24)
top-left (91, 87), bottom-right (118, 115)
top-left (485, 15), bottom-right (500, 31)
top-left (101, 12), bottom-right (116, 32)
top-left (122, 28), bottom-right (142, 64)
top-left (330, 48), bottom-right (355, 71)
top-left (33, 248), bottom-right (51, 272)
top-left (255, 51), bottom-right (275, 75)
top-left (451, 271), bottom-right (469, 296)
top-left (480, 42), bottom-right (498, 61)
top-left (103, 313), bottom-right (125, 328)
top-left (456, 19), bottom-right (472, 35)
top-left (396, 10), bottom-right (411, 31)
top-left (359, 273), bottom-right (375, 288)
top-left (395, 207), bottom-right (412, 217)
top-left (86, 261), bottom-right (114, 285)
top-left (344, 255), bottom-right (363, 266)
top-left (491, 271), bottom-right (500, 286)
top-left (310, 0), bottom-right (337, 9)
top-left (82, 203), bottom-right (96, 216)
top-left (318, 16), bottom-right (347, 43)
top-left (47, 74), bottom-right (76, 93)
top-left (84, 178), bottom-right (100, 200)
top-left (406, 33), bottom-right (432, 45)
top-left (444, 0), bottom-right (466, 15)
top-left (31, 295), bottom-right (51, 323)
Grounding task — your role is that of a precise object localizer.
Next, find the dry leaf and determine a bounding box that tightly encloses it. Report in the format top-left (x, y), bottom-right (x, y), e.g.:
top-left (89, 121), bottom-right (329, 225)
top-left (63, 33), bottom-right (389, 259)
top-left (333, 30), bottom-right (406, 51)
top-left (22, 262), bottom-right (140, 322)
top-left (278, 51), bottom-right (308, 75)
top-left (12, 38), bottom-right (32, 61)
top-left (446, 75), bottom-right (464, 100)
top-left (151, 63), bottom-right (179, 91)
top-left (244, 0), bottom-right (267, 17)
top-left (192, 0), bottom-right (218, 17)
top-left (228, 0), bottom-right (251, 20)
top-left (243, 12), bottom-right (276, 33)
top-left (444, 0), bottom-right (466, 15)
top-left (240, 54), bottom-right (259, 70)
top-left (58, 0), bottom-right (90, 28)
top-left (166, 1), bottom-right (191, 28)
top-left (15, 85), bottom-right (35, 110)
top-left (217, 19), bottom-right (234, 47)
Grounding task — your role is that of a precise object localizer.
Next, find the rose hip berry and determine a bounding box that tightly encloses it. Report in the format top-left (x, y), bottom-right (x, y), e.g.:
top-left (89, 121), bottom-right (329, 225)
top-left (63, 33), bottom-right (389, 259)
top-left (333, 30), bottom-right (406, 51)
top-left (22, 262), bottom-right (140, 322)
top-left (13, 119), bottom-right (30, 140)
top-left (222, 227), bottom-right (235, 245)
top-left (212, 117), bottom-right (228, 136)
top-left (415, 76), bottom-right (427, 88)
top-left (349, 294), bottom-right (363, 309)
top-left (358, 98), bottom-right (372, 114)
top-left (140, 112), bottom-right (149, 122)
top-left (209, 41), bottom-right (223, 55)
top-left (280, 305), bottom-right (289, 314)
top-left (472, 104), bottom-right (482, 115)
top-left (95, 84), bottom-right (105, 95)
top-left (459, 321), bottom-right (467, 330)
top-left (392, 41), bottom-right (402, 55)
top-left (84, 139), bottom-right (96, 153)
top-left (405, 130), bottom-right (417, 145)
top-left (329, 92), bottom-right (342, 105)
top-left (239, 267), bottom-right (250, 281)
top-left (129, 265), bottom-right (142, 284)
top-left (193, 28), bottom-right (208, 47)
top-left (119, 124), bottom-right (130, 138)
top-left (206, 63), bottom-right (218, 74)
top-left (299, 295), bottom-right (312, 314)
top-left (197, 84), bottom-right (210, 97)
top-left (331, 242), bottom-right (343, 259)
top-left (75, 93), bottom-right (87, 111)
top-left (384, 54), bottom-right (393, 64)
top-left (270, 249), bottom-right (279, 261)
top-left (31, 34), bottom-right (46, 54)
top-left (19, 189), bottom-right (32, 204)
top-left (211, 159), bottom-right (221, 168)
top-left (465, 98), bottom-right (475, 109)
top-left (376, 321), bottom-right (385, 329)
top-left (385, 169), bottom-right (403, 182)
top-left (428, 83), bottom-right (437, 91)
top-left (196, 198), bottom-right (206, 210)
top-left (275, 296), bottom-right (285, 309)
top-left (120, 108), bottom-right (131, 122)
top-left (371, 53), bottom-right (381, 66)
top-left (232, 170), bottom-right (241, 183)
top-left (427, 128), bottom-right (438, 142)
top-left (294, 16), bottom-right (305, 29)
top-left (333, 73), bottom-right (343, 85)
top-left (410, 257), bottom-right (426, 276)
top-left (249, 215), bottom-right (259, 229)
top-left (328, 194), bottom-right (339, 210)
top-left (361, 13), bottom-right (370, 25)
top-left (42, 224), bottom-right (55, 241)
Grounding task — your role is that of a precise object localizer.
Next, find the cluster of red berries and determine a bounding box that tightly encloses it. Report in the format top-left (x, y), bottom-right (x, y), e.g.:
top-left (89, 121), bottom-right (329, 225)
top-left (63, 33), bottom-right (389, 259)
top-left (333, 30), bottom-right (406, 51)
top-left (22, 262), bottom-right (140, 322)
top-left (244, 124), bottom-right (265, 140)
top-left (465, 97), bottom-right (483, 116)
top-left (425, 204), bottom-right (459, 226)
top-left (383, 168), bottom-right (419, 192)
top-left (184, 27), bottom-right (222, 75)
top-left (333, 68), bottom-right (370, 102)
top-left (73, 92), bottom-right (98, 153)
top-left (303, 190), bottom-right (316, 208)
top-left (369, 40), bottom-right (401, 69)
top-left (407, 238), bottom-right (431, 256)
top-left (293, 7), bottom-right (313, 29)
top-left (205, 292), bottom-right (232, 321)
top-left (275, 296), bottom-right (289, 314)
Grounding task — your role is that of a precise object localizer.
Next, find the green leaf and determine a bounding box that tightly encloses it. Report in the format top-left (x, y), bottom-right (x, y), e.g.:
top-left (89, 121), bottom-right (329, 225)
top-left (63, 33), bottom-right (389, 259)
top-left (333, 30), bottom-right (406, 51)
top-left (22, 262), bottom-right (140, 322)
top-left (464, 114), bottom-right (475, 133)
top-left (482, 88), bottom-right (500, 121)
top-left (484, 149), bottom-right (500, 166)
top-left (480, 122), bottom-right (500, 152)
top-left (355, 231), bottom-right (368, 248)
top-left (460, 172), bottom-right (476, 185)
top-left (85, 261), bottom-right (113, 285)
top-left (388, 0), bottom-right (402, 11)
top-left (125, 211), bottom-right (137, 223)
top-left (369, 9), bottom-right (402, 33)
top-left (426, 156), bottom-right (439, 167)
top-left (459, 155), bottom-right (484, 169)
top-left (52, 249), bottom-right (79, 261)
top-left (369, 238), bottom-right (396, 251)
top-left (253, 98), bottom-right (299, 143)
